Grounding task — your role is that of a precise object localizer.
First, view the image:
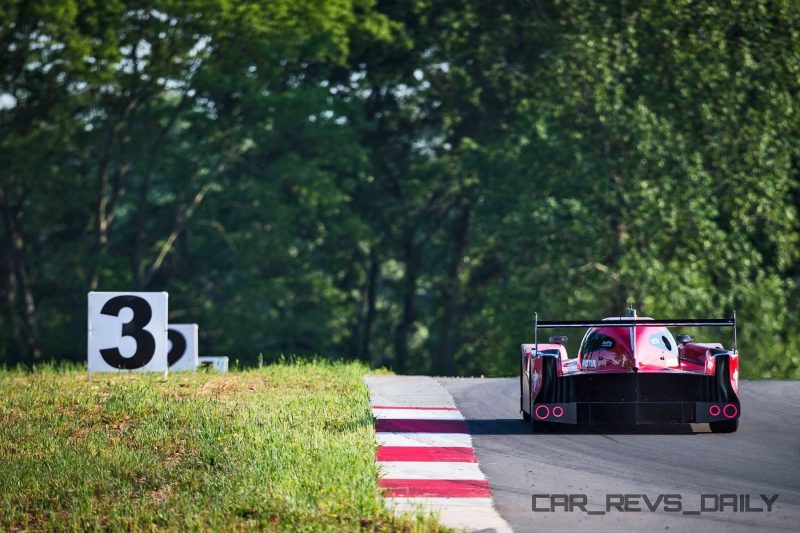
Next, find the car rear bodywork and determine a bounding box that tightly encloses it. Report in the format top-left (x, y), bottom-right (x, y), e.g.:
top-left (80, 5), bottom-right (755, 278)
top-left (520, 314), bottom-right (740, 430)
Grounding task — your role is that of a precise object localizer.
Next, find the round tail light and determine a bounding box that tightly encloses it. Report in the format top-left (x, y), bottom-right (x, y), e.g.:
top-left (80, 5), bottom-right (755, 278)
top-left (534, 405), bottom-right (550, 419)
top-left (723, 403), bottom-right (738, 419)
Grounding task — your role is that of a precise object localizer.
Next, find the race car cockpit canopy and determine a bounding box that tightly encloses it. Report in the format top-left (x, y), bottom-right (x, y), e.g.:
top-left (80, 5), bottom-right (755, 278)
top-left (577, 317), bottom-right (679, 370)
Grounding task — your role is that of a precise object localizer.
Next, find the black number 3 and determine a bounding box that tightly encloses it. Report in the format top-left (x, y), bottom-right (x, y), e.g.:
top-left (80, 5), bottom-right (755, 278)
top-left (100, 295), bottom-right (156, 369)
top-left (167, 329), bottom-right (187, 366)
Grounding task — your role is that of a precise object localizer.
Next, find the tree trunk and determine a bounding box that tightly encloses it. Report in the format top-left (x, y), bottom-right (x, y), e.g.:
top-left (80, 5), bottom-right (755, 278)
top-left (394, 229), bottom-right (418, 374)
top-left (138, 182), bottom-right (213, 288)
top-left (360, 247), bottom-right (380, 363)
top-left (132, 171), bottom-right (151, 288)
top-left (0, 184), bottom-right (41, 364)
top-left (133, 94), bottom-right (189, 288)
top-left (0, 226), bottom-right (23, 360)
top-left (438, 205), bottom-right (471, 375)
top-left (88, 91), bottom-right (150, 290)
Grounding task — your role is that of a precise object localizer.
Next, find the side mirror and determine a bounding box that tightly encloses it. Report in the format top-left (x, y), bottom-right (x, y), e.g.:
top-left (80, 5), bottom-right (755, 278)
top-left (677, 334), bottom-right (694, 344)
top-left (549, 335), bottom-right (568, 344)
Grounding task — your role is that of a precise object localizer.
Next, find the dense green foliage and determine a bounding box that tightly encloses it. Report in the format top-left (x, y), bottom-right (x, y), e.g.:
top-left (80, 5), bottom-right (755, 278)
top-left (0, 362), bottom-right (443, 531)
top-left (2, 1), bottom-right (799, 377)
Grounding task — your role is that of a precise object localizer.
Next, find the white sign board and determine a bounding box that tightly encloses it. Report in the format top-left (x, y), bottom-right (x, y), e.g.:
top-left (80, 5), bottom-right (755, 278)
top-left (198, 356), bottom-right (229, 373)
top-left (88, 292), bottom-right (168, 373)
top-left (168, 324), bottom-right (199, 371)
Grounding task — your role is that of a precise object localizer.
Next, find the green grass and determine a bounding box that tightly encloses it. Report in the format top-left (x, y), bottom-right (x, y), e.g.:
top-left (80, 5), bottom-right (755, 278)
top-left (0, 361), bottom-right (446, 532)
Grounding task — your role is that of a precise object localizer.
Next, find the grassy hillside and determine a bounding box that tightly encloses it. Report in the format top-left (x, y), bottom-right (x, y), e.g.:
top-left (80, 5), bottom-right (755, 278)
top-left (0, 362), bottom-right (444, 532)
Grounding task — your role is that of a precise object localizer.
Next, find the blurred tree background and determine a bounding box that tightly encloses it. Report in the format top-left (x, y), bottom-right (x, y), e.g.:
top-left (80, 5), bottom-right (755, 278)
top-left (1, 0), bottom-right (798, 377)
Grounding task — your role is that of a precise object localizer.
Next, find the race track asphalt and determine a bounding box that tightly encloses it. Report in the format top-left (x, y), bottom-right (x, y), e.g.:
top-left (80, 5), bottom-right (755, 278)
top-left (440, 378), bottom-right (800, 533)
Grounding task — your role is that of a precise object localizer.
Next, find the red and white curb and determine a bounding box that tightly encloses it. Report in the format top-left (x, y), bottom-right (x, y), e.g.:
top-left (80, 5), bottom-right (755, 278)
top-left (366, 376), bottom-right (512, 532)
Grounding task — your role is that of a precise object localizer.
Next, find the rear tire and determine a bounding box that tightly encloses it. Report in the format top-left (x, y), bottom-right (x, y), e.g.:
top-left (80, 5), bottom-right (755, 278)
top-left (710, 419), bottom-right (739, 433)
top-left (522, 410), bottom-right (531, 422)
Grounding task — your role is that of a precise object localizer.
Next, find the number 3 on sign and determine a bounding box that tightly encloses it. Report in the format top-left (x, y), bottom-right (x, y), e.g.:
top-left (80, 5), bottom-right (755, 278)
top-left (88, 292), bottom-right (169, 374)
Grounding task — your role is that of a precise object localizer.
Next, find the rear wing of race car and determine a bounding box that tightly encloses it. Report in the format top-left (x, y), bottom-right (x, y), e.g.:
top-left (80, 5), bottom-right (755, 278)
top-left (530, 312), bottom-right (738, 355)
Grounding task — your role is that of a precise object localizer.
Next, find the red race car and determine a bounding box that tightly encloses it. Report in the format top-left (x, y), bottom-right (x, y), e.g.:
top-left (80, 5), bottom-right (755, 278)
top-left (520, 309), bottom-right (740, 433)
